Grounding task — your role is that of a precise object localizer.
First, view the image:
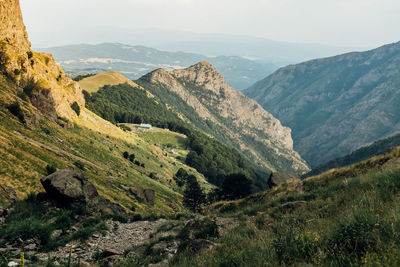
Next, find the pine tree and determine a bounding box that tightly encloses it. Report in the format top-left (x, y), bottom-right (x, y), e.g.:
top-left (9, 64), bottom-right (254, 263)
top-left (183, 175), bottom-right (205, 213)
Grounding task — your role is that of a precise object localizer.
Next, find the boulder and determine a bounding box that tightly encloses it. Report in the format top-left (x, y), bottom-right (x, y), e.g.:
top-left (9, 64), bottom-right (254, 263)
top-left (40, 169), bottom-right (99, 209)
top-left (40, 169), bottom-right (126, 214)
top-left (132, 188), bottom-right (155, 205)
top-left (267, 172), bottom-right (299, 188)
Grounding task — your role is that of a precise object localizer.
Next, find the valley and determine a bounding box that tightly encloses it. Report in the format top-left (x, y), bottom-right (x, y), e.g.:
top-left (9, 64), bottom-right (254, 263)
top-left (1, 0), bottom-right (400, 266)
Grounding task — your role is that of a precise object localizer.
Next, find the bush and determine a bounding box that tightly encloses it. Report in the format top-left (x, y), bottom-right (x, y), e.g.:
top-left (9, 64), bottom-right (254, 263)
top-left (7, 102), bottom-right (25, 123)
top-left (328, 212), bottom-right (391, 259)
top-left (193, 219), bottom-right (219, 239)
top-left (27, 51), bottom-right (33, 59)
top-left (70, 102), bottom-right (80, 116)
top-left (14, 69), bottom-right (21, 75)
top-left (46, 165), bottom-right (56, 175)
top-left (131, 214), bottom-right (143, 222)
top-left (129, 154), bottom-right (135, 162)
top-left (73, 161), bottom-right (84, 170)
top-left (123, 151), bottom-right (129, 159)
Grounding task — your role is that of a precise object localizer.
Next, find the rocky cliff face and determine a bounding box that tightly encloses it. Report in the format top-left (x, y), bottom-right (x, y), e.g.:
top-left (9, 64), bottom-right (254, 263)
top-left (0, 0), bottom-right (84, 120)
top-left (141, 61), bottom-right (309, 174)
top-left (245, 41), bottom-right (400, 167)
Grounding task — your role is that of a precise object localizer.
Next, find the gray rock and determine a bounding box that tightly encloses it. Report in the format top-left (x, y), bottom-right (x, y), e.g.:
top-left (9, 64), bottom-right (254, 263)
top-left (267, 172), bottom-right (299, 188)
top-left (50, 230), bottom-right (62, 239)
top-left (40, 169), bottom-right (99, 208)
top-left (132, 188), bottom-right (155, 205)
top-left (24, 243), bottom-right (37, 251)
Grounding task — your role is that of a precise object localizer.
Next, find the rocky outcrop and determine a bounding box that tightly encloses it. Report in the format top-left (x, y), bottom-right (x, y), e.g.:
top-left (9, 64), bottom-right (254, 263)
top-left (0, 0), bottom-right (84, 120)
top-left (40, 169), bottom-right (98, 206)
top-left (141, 61), bottom-right (309, 174)
top-left (267, 172), bottom-right (299, 188)
top-left (40, 169), bottom-right (123, 213)
top-left (131, 188), bottom-right (155, 205)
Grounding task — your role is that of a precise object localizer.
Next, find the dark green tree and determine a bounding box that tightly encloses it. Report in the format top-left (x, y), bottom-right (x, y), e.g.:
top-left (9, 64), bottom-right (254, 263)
top-left (221, 173), bottom-right (253, 200)
top-left (174, 168), bottom-right (189, 187)
top-left (183, 175), bottom-right (205, 213)
top-left (71, 101), bottom-right (80, 116)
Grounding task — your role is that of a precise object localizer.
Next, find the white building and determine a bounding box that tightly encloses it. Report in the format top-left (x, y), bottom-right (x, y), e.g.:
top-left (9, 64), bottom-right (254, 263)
top-left (138, 123), bottom-right (153, 131)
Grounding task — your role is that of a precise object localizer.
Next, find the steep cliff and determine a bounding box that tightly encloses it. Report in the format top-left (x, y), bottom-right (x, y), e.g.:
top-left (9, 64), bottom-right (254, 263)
top-left (138, 61), bottom-right (310, 174)
top-left (0, 0), bottom-right (84, 120)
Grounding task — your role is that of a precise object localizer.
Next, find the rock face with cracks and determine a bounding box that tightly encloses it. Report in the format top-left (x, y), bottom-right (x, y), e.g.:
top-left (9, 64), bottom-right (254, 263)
top-left (0, 0), bottom-right (84, 120)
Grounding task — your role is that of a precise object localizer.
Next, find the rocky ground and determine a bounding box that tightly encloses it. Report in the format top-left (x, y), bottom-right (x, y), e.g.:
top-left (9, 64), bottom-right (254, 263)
top-left (1, 211), bottom-right (239, 267)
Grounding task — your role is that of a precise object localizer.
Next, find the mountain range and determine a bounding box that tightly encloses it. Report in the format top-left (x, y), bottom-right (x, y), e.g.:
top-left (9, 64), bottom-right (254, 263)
top-left (245, 41), bottom-right (400, 167)
top-left (39, 43), bottom-right (277, 90)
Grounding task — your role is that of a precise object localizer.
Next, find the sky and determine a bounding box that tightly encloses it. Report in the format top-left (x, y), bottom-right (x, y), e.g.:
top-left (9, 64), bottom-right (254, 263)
top-left (20, 0), bottom-right (400, 48)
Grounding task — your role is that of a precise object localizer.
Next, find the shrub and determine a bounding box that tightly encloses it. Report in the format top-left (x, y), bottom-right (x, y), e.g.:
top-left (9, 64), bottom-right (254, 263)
top-left (73, 161), bottom-right (84, 170)
top-left (7, 102), bottom-right (25, 123)
top-left (46, 165), bottom-right (56, 175)
top-left (70, 102), bottom-right (80, 116)
top-left (129, 154), bottom-right (135, 162)
top-left (193, 219), bottom-right (219, 239)
top-left (131, 214), bottom-right (143, 222)
top-left (123, 151), bottom-right (129, 159)
top-left (14, 69), bottom-right (21, 75)
top-left (134, 160), bottom-right (140, 166)
top-left (328, 212), bottom-right (391, 259)
top-left (27, 51), bottom-right (33, 59)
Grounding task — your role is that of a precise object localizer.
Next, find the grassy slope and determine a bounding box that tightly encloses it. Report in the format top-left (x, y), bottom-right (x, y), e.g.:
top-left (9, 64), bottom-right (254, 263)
top-left (306, 132), bottom-right (400, 177)
top-left (78, 70), bottom-right (139, 93)
top-left (0, 74), bottom-right (211, 214)
top-left (171, 147), bottom-right (400, 266)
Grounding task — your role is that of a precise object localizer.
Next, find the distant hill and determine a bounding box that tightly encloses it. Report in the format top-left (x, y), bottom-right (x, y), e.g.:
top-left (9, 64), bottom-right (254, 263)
top-left (245, 41), bottom-right (400, 167)
top-left (39, 43), bottom-right (277, 90)
top-left (78, 70), bottom-right (139, 93)
top-left (305, 132), bottom-right (400, 177)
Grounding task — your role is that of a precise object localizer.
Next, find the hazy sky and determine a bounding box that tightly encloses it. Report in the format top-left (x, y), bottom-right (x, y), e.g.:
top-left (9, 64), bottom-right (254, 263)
top-left (20, 0), bottom-right (400, 48)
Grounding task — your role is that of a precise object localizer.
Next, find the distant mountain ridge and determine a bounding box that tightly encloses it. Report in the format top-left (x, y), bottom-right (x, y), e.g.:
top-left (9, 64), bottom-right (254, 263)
top-left (245, 41), bottom-right (400, 167)
top-left (137, 61), bottom-right (310, 175)
top-left (38, 43), bottom-right (277, 90)
top-left (305, 132), bottom-right (400, 177)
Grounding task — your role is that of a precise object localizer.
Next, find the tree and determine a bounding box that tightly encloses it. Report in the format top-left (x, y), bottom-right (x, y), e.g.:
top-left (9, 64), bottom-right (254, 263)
top-left (221, 173), bottom-right (253, 200)
top-left (183, 175), bottom-right (205, 213)
top-left (174, 168), bottom-right (189, 187)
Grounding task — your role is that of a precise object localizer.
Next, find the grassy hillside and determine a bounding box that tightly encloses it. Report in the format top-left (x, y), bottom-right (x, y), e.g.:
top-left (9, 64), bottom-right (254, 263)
top-left (83, 82), bottom-right (266, 191)
top-left (306, 132), bottom-right (400, 177)
top-left (78, 70), bottom-right (139, 93)
top-left (171, 147), bottom-right (400, 266)
top-left (0, 73), bottom-right (211, 214)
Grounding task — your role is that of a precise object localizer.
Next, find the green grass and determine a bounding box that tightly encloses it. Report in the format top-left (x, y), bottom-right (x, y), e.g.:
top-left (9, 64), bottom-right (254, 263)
top-left (171, 167), bottom-right (400, 266)
top-left (0, 73), bottom-right (211, 215)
